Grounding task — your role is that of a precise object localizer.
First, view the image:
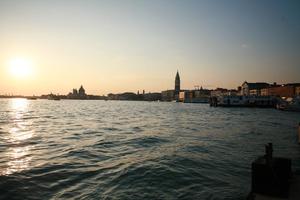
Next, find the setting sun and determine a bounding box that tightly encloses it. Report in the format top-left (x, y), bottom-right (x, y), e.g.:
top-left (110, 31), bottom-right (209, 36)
top-left (8, 58), bottom-right (34, 78)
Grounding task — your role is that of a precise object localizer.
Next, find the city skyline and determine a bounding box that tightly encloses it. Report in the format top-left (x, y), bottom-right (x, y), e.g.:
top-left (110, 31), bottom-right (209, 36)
top-left (1, 0), bottom-right (300, 95)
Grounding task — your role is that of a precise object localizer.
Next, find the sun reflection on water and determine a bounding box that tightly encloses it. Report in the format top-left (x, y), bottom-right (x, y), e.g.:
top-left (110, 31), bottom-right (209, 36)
top-left (10, 98), bottom-right (28, 112)
top-left (1, 98), bottom-right (34, 175)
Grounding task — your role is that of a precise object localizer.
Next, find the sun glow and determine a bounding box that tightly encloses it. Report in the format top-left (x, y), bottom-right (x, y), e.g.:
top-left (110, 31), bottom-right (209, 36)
top-left (8, 58), bottom-right (34, 78)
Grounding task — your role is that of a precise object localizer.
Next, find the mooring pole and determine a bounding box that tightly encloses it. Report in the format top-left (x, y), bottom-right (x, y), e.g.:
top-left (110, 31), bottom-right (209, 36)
top-left (298, 122), bottom-right (300, 144)
top-left (265, 143), bottom-right (273, 165)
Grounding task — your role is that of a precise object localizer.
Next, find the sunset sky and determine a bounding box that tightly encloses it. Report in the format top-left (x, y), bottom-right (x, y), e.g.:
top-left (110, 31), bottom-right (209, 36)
top-left (0, 0), bottom-right (300, 95)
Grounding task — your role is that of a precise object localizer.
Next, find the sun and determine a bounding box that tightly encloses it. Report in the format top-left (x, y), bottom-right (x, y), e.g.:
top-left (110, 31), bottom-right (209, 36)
top-left (8, 58), bottom-right (34, 78)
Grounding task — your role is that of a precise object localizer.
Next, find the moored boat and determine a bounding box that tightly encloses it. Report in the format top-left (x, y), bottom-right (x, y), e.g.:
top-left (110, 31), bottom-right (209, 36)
top-left (211, 95), bottom-right (276, 107)
top-left (276, 97), bottom-right (300, 112)
top-left (27, 97), bottom-right (37, 100)
top-left (47, 94), bottom-right (61, 101)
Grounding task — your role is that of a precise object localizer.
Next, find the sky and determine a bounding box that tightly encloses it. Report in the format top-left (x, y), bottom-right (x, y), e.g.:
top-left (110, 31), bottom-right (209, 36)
top-left (0, 0), bottom-right (300, 95)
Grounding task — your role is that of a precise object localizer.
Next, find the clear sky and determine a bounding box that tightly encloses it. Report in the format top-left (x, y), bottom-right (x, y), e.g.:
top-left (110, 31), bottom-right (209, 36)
top-left (0, 0), bottom-right (299, 95)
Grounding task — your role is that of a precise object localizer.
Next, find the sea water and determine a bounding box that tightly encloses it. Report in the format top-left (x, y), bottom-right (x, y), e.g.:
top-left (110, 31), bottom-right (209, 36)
top-left (0, 99), bottom-right (299, 199)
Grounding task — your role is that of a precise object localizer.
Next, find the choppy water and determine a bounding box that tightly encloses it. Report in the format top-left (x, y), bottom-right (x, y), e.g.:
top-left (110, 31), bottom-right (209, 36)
top-left (0, 99), bottom-right (300, 199)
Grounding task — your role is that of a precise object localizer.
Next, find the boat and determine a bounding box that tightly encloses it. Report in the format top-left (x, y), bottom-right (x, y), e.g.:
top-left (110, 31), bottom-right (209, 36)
top-left (276, 97), bottom-right (300, 111)
top-left (47, 95), bottom-right (61, 101)
top-left (248, 143), bottom-right (300, 199)
top-left (27, 97), bottom-right (37, 100)
top-left (211, 95), bottom-right (276, 107)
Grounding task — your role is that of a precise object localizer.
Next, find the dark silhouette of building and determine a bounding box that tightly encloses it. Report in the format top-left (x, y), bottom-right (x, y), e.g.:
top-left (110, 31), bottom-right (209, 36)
top-left (78, 85), bottom-right (86, 98)
top-left (161, 71), bottom-right (181, 101)
top-left (174, 70), bottom-right (180, 100)
top-left (161, 90), bottom-right (175, 101)
top-left (73, 89), bottom-right (78, 96)
top-left (179, 86), bottom-right (212, 103)
top-left (107, 91), bottom-right (161, 101)
top-left (67, 85), bottom-right (87, 99)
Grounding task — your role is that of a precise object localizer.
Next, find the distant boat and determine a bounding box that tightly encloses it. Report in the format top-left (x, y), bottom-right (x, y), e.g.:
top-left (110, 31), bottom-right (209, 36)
top-left (182, 97), bottom-right (209, 103)
top-left (211, 95), bottom-right (276, 107)
top-left (48, 96), bottom-right (61, 101)
top-left (27, 97), bottom-right (37, 100)
top-left (276, 97), bottom-right (300, 112)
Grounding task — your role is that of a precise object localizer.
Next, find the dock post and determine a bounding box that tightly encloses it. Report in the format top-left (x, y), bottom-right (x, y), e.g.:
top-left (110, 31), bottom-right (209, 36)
top-left (251, 143), bottom-right (291, 198)
top-left (265, 143), bottom-right (273, 164)
top-left (298, 122), bottom-right (300, 144)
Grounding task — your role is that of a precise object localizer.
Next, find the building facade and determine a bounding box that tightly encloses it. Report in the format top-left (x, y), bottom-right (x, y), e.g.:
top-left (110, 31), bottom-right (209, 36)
top-left (260, 88), bottom-right (268, 96)
top-left (67, 85), bottom-right (87, 99)
top-left (257, 83), bottom-right (300, 97)
top-left (211, 88), bottom-right (238, 97)
top-left (78, 85), bottom-right (86, 98)
top-left (296, 86), bottom-right (300, 96)
top-left (179, 88), bottom-right (211, 103)
top-left (249, 89), bottom-right (260, 96)
top-left (268, 84), bottom-right (300, 97)
top-left (161, 90), bottom-right (175, 101)
top-left (241, 81), bottom-right (269, 96)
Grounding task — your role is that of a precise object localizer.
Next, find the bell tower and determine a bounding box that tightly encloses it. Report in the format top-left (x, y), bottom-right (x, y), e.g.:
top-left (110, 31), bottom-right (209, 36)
top-left (174, 70), bottom-right (180, 98)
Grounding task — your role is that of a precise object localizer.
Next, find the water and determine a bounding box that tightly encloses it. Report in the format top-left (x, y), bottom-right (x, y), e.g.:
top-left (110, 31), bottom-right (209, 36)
top-left (0, 99), bottom-right (300, 199)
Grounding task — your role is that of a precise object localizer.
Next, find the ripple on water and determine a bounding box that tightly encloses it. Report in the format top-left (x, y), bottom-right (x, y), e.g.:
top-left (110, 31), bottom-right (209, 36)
top-left (0, 100), bottom-right (300, 199)
top-left (128, 136), bottom-right (169, 148)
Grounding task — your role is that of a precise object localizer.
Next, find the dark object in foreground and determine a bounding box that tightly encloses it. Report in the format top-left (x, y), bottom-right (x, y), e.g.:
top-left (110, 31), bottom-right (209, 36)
top-left (298, 122), bottom-right (300, 144)
top-left (250, 143), bottom-right (291, 198)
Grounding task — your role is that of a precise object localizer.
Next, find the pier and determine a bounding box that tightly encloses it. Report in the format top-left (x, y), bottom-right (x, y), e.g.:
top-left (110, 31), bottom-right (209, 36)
top-left (249, 143), bottom-right (300, 200)
top-left (210, 95), bottom-right (276, 108)
top-left (298, 123), bottom-right (300, 144)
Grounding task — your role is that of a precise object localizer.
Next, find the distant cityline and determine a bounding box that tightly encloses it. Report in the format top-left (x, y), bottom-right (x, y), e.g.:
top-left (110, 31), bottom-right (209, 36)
top-left (1, 71), bottom-right (300, 101)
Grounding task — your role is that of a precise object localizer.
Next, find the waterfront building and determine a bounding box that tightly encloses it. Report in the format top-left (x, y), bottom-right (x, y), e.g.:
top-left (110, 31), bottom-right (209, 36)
top-left (296, 86), bottom-right (300, 96)
top-left (118, 92), bottom-right (137, 100)
top-left (228, 89), bottom-right (238, 96)
top-left (211, 88), bottom-right (228, 97)
top-left (260, 88), bottom-right (268, 96)
top-left (211, 88), bottom-right (238, 97)
top-left (179, 87), bottom-right (211, 103)
top-left (143, 92), bottom-right (161, 101)
top-left (241, 81), bottom-right (269, 96)
top-left (107, 93), bottom-right (117, 100)
top-left (107, 91), bottom-right (160, 101)
top-left (247, 82), bottom-right (300, 97)
top-left (161, 71), bottom-right (182, 101)
top-left (67, 85), bottom-right (87, 99)
top-left (260, 83), bottom-right (277, 96)
top-left (78, 85), bottom-right (86, 98)
top-left (73, 89), bottom-right (78, 96)
top-left (249, 89), bottom-right (260, 96)
top-left (237, 86), bottom-right (242, 95)
top-left (267, 83), bottom-right (300, 97)
top-left (107, 92), bottom-right (138, 100)
top-left (161, 90), bottom-right (175, 101)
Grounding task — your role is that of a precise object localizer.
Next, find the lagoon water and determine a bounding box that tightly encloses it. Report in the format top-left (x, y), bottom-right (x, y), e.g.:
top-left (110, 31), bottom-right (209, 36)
top-left (0, 99), bottom-right (300, 199)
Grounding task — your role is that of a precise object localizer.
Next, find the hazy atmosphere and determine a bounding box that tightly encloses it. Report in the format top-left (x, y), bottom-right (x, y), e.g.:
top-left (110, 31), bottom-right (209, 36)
top-left (1, 0), bottom-right (300, 95)
top-left (1, 1), bottom-right (300, 199)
